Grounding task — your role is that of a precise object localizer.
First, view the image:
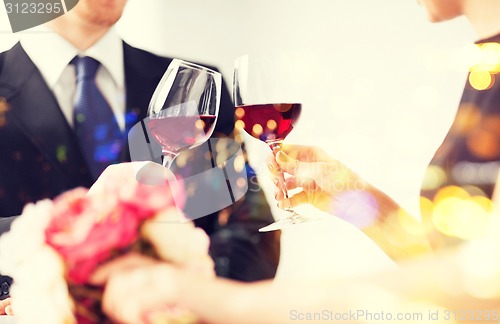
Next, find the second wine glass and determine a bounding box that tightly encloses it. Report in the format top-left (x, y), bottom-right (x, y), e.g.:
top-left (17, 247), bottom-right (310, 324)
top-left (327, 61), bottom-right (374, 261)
top-left (233, 53), bottom-right (309, 232)
top-left (148, 59), bottom-right (221, 169)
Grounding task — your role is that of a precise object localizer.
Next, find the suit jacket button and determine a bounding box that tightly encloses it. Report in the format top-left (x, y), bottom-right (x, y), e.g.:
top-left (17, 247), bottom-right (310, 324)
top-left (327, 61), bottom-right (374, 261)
top-left (1, 282), bottom-right (9, 296)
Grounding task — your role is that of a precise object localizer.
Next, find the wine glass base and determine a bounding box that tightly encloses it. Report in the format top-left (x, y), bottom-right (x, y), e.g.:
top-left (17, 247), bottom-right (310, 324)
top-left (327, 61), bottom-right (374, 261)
top-left (258, 214), bottom-right (319, 232)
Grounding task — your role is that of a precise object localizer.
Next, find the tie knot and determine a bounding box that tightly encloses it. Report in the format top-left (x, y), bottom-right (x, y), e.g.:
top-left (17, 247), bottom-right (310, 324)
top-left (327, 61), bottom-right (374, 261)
top-left (73, 56), bottom-right (100, 81)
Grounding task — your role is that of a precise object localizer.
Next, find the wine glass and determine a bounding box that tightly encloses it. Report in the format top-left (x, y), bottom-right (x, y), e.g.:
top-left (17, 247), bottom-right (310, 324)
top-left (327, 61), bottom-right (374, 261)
top-left (148, 59), bottom-right (221, 169)
top-left (233, 53), bottom-right (310, 232)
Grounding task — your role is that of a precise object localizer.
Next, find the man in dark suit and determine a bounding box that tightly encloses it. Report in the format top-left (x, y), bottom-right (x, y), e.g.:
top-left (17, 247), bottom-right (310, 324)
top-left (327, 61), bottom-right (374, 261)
top-left (0, 0), bottom-right (279, 303)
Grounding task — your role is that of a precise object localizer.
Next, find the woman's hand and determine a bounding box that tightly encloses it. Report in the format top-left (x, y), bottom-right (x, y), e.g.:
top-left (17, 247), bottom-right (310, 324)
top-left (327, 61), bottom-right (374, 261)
top-left (269, 144), bottom-right (366, 211)
top-left (0, 297), bottom-right (13, 315)
top-left (91, 254), bottom-right (184, 324)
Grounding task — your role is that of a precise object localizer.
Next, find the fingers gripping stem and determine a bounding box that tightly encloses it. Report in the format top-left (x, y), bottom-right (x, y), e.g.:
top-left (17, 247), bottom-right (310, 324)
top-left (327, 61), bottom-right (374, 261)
top-left (269, 141), bottom-right (292, 210)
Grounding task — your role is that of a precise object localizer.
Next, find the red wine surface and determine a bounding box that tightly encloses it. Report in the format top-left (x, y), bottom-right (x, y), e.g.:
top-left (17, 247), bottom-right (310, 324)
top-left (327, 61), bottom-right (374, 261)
top-left (236, 103), bottom-right (301, 142)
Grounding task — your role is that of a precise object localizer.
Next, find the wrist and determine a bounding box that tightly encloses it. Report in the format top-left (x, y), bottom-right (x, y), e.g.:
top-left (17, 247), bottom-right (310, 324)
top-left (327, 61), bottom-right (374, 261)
top-left (154, 264), bottom-right (186, 304)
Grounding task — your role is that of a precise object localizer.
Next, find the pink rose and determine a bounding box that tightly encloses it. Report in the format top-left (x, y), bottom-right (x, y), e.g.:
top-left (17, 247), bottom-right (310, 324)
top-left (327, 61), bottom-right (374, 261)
top-left (45, 164), bottom-right (184, 284)
top-left (45, 188), bottom-right (137, 283)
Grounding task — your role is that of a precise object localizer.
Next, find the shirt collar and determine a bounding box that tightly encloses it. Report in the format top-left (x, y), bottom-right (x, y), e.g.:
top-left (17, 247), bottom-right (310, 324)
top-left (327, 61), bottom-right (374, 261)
top-left (83, 28), bottom-right (124, 89)
top-left (20, 26), bottom-right (124, 89)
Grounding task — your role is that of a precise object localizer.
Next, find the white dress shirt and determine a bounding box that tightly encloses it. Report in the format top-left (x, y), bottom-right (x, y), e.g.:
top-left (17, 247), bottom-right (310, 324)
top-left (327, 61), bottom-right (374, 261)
top-left (19, 26), bottom-right (126, 130)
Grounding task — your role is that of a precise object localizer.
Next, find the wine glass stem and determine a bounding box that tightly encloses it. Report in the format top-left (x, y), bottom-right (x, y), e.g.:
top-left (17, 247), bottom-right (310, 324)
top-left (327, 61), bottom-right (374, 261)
top-left (162, 152), bottom-right (179, 169)
top-left (268, 141), bottom-right (293, 211)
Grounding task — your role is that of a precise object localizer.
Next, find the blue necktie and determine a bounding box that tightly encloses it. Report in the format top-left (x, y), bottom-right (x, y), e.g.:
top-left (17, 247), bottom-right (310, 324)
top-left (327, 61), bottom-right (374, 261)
top-left (72, 56), bottom-right (123, 180)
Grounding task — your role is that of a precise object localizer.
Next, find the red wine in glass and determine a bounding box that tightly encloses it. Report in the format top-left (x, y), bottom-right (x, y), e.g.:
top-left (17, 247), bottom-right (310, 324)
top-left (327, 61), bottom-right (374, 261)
top-left (148, 115), bottom-right (216, 153)
top-left (236, 103), bottom-right (304, 231)
top-left (235, 103), bottom-right (301, 143)
top-left (233, 53), bottom-right (314, 232)
top-left (148, 59), bottom-right (221, 169)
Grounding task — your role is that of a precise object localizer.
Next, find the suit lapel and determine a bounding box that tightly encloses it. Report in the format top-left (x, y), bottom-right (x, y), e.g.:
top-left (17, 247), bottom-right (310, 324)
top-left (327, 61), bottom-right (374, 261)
top-left (0, 43), bottom-right (93, 188)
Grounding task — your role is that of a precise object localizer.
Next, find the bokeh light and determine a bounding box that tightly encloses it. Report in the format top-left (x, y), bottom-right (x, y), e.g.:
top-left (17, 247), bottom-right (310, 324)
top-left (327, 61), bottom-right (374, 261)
top-left (235, 107), bottom-right (245, 119)
top-left (334, 191), bottom-right (379, 229)
top-left (431, 186), bottom-right (494, 240)
top-left (235, 120), bottom-right (245, 130)
top-left (0, 98), bottom-right (8, 128)
top-left (468, 70), bottom-right (493, 90)
top-left (421, 165), bottom-right (447, 191)
top-left (466, 42), bottom-right (500, 90)
top-left (233, 154), bottom-right (245, 173)
top-left (195, 119), bottom-right (205, 131)
top-left (266, 119), bottom-right (277, 131)
top-left (432, 197), bottom-right (488, 239)
top-left (479, 42), bottom-right (500, 73)
top-left (467, 128), bottom-right (500, 159)
top-left (433, 186), bottom-right (469, 204)
top-left (252, 124), bottom-right (263, 136)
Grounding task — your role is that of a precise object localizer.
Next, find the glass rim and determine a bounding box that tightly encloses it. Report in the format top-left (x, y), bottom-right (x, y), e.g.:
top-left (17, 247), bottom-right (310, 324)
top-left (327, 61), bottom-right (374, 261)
top-left (171, 58), bottom-right (220, 75)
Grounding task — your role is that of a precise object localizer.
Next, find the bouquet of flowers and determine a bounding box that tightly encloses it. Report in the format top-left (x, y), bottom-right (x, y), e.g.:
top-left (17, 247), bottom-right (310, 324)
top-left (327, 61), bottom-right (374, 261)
top-left (0, 162), bottom-right (214, 324)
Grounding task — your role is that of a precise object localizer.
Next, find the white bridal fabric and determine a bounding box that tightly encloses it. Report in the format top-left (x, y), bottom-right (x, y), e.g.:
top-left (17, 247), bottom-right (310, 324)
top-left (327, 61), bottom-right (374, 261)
top-left (0, 317), bottom-right (15, 323)
top-left (274, 206), bottom-right (397, 282)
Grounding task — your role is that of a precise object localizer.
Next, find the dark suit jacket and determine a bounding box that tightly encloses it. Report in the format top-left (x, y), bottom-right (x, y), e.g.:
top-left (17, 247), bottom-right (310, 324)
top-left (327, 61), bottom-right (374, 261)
top-left (0, 42), bottom-right (280, 297)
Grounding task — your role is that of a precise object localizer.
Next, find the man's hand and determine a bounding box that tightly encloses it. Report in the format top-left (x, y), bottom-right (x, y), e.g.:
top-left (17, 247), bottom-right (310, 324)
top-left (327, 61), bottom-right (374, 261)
top-left (88, 162), bottom-right (177, 196)
top-left (0, 297), bottom-right (13, 315)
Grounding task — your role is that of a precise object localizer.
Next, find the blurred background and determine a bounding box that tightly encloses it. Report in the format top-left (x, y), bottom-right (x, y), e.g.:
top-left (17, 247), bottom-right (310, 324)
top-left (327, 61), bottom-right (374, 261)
top-left (0, 0), bottom-right (477, 277)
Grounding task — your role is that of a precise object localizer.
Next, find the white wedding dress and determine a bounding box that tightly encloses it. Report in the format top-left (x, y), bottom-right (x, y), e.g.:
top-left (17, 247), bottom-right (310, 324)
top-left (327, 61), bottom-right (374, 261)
top-left (274, 206), bottom-right (397, 282)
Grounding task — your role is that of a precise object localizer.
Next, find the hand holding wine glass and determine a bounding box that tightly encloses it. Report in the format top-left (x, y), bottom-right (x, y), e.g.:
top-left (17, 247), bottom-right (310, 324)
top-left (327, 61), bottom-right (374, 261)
top-left (233, 53), bottom-right (314, 232)
top-left (270, 144), bottom-right (366, 212)
top-left (148, 59), bottom-right (221, 169)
